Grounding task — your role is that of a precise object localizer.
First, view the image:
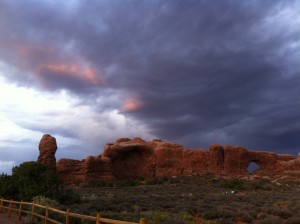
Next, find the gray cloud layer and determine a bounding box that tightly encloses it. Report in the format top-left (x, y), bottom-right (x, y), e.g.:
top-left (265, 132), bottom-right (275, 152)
top-left (0, 0), bottom-right (299, 154)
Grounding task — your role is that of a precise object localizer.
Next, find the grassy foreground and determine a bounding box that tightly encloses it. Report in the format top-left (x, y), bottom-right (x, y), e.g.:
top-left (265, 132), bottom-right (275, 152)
top-left (64, 174), bottom-right (300, 224)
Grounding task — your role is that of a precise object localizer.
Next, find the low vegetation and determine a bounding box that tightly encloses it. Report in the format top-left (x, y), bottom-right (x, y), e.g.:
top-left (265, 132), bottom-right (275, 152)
top-left (0, 162), bottom-right (79, 204)
top-left (1, 165), bottom-right (300, 223)
top-left (68, 175), bottom-right (300, 224)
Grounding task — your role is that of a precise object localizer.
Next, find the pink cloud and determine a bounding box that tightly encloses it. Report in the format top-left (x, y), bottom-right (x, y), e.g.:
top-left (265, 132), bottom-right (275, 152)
top-left (123, 98), bottom-right (143, 112)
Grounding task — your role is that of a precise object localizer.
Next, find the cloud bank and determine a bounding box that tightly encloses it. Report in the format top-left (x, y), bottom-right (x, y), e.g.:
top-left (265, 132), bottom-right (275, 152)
top-left (0, 0), bottom-right (299, 173)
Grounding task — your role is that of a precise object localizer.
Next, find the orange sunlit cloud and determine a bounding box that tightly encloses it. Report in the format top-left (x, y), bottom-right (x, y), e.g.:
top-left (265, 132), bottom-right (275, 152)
top-left (42, 64), bottom-right (74, 74)
top-left (82, 68), bottom-right (98, 85)
top-left (38, 62), bottom-right (105, 85)
top-left (16, 43), bottom-right (105, 86)
top-left (123, 98), bottom-right (143, 112)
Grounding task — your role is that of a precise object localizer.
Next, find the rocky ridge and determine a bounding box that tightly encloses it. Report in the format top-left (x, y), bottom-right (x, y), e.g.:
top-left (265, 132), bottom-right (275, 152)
top-left (37, 134), bottom-right (300, 185)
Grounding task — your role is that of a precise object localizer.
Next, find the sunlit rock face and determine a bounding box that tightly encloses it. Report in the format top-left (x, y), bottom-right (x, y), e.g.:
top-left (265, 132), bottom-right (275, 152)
top-left (38, 134), bottom-right (300, 186)
top-left (37, 134), bottom-right (57, 170)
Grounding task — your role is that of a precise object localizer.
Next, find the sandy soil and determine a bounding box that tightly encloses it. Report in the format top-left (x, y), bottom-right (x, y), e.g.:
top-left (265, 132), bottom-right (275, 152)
top-left (0, 213), bottom-right (24, 224)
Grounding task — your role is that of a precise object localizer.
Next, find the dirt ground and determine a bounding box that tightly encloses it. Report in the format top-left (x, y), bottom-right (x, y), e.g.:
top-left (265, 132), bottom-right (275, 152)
top-left (0, 213), bottom-right (24, 224)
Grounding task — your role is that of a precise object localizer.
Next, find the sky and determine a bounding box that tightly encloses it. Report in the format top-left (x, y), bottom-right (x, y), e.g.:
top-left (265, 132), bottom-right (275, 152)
top-left (0, 0), bottom-right (300, 174)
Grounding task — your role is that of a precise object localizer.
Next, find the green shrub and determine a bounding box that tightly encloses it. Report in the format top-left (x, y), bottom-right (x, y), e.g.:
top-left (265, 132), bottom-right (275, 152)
top-left (260, 215), bottom-right (282, 224)
top-left (266, 207), bottom-right (292, 218)
top-left (0, 162), bottom-right (61, 201)
top-left (202, 221), bottom-right (217, 224)
top-left (220, 179), bottom-right (245, 190)
top-left (203, 210), bottom-right (221, 220)
top-left (238, 211), bottom-right (253, 223)
top-left (116, 180), bottom-right (139, 187)
top-left (216, 218), bottom-right (235, 224)
top-left (56, 188), bottom-right (80, 205)
top-left (32, 196), bottom-right (64, 223)
top-left (144, 211), bottom-right (194, 224)
top-left (145, 178), bottom-right (165, 185)
top-left (286, 216), bottom-right (300, 224)
top-left (250, 181), bottom-right (273, 191)
top-left (0, 162), bottom-right (79, 205)
top-left (33, 195), bottom-right (61, 207)
top-left (162, 218), bottom-right (185, 224)
top-left (151, 211), bottom-right (171, 224)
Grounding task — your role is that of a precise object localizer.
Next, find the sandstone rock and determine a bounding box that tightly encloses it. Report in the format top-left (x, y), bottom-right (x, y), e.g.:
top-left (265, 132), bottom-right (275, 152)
top-left (56, 159), bottom-right (85, 185)
top-left (154, 142), bottom-right (185, 177)
top-left (222, 145), bottom-right (248, 174)
top-left (84, 156), bottom-right (115, 183)
top-left (132, 137), bottom-right (146, 143)
top-left (182, 149), bottom-right (210, 175)
top-left (37, 134), bottom-right (57, 170)
top-left (209, 144), bottom-right (224, 173)
top-left (152, 138), bottom-right (162, 142)
top-left (102, 139), bottom-right (200, 179)
top-left (56, 156), bottom-right (115, 185)
top-left (278, 157), bottom-right (300, 171)
top-left (37, 134), bottom-right (300, 186)
top-left (102, 139), bottom-right (155, 180)
top-left (60, 138), bottom-right (300, 184)
top-left (116, 138), bottom-right (131, 143)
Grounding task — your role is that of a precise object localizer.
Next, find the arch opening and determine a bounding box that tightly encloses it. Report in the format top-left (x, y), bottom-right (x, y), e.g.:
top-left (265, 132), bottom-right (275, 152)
top-left (247, 161), bottom-right (260, 174)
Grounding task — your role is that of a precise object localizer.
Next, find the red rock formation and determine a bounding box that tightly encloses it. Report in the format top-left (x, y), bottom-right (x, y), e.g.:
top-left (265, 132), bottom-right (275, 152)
top-left (56, 159), bottom-right (84, 185)
top-left (209, 144), bottom-right (293, 175)
top-left (102, 139), bottom-right (299, 179)
top-left (182, 149), bottom-right (210, 176)
top-left (56, 156), bottom-right (115, 185)
top-left (84, 156), bottom-right (115, 184)
top-left (209, 144), bottom-right (224, 174)
top-left (102, 138), bottom-right (155, 180)
top-left (154, 142), bottom-right (185, 177)
top-left (37, 134), bottom-right (299, 185)
top-left (37, 134), bottom-right (57, 170)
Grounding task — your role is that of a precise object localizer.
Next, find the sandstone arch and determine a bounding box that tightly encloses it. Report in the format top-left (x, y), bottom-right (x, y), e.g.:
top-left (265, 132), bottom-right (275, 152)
top-left (102, 140), bottom-right (155, 180)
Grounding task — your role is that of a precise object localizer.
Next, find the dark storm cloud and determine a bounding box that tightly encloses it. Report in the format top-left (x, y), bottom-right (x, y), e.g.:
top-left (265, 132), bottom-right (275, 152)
top-left (0, 0), bottom-right (299, 153)
top-left (18, 121), bottom-right (79, 139)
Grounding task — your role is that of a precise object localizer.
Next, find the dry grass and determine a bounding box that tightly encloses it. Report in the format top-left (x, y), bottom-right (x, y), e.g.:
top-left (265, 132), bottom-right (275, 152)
top-left (66, 175), bottom-right (300, 224)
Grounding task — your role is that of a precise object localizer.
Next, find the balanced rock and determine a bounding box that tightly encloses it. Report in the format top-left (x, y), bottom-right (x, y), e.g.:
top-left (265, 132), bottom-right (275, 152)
top-left (37, 134), bottom-right (57, 169)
